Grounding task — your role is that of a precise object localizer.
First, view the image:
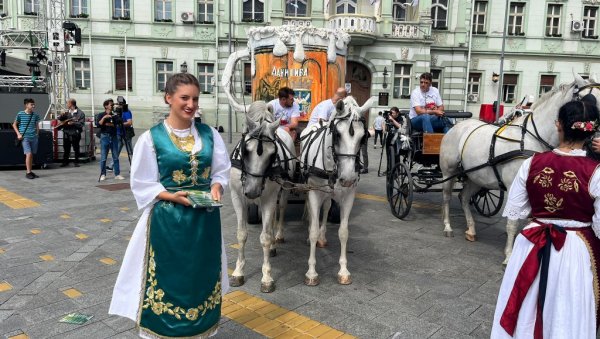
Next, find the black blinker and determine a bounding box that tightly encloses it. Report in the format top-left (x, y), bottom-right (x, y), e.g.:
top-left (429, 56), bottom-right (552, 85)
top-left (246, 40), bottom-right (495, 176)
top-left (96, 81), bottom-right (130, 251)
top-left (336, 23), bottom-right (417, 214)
top-left (257, 139), bottom-right (263, 156)
top-left (349, 122), bottom-right (354, 137)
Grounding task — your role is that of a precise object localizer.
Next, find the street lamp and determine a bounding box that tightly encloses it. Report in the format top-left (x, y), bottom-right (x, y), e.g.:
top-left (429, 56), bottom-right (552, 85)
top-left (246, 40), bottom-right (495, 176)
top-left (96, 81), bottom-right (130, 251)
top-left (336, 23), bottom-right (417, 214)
top-left (382, 67), bottom-right (389, 89)
top-left (180, 61), bottom-right (188, 73)
top-left (492, 72), bottom-right (499, 83)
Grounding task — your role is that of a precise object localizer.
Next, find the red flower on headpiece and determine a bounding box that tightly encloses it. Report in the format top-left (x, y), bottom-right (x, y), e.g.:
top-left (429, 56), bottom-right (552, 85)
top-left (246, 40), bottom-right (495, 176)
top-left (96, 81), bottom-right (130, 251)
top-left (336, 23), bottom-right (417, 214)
top-left (586, 122), bottom-right (594, 131)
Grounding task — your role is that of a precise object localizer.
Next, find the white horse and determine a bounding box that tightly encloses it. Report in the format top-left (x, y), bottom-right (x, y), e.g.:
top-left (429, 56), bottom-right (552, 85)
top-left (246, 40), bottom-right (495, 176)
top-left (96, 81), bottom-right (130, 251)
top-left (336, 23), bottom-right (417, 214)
top-left (300, 96), bottom-right (372, 285)
top-left (229, 101), bottom-right (296, 292)
top-left (440, 74), bottom-right (600, 264)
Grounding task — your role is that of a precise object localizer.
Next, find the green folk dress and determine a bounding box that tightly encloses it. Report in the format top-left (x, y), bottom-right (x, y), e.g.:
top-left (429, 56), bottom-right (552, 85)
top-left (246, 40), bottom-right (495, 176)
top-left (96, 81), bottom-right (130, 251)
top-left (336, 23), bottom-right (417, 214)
top-left (138, 122), bottom-right (222, 338)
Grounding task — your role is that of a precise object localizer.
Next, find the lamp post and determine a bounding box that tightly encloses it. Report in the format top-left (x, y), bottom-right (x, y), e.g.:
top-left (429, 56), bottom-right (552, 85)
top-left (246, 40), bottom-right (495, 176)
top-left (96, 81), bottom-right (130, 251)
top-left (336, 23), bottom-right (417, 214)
top-left (495, 0), bottom-right (511, 121)
top-left (180, 61), bottom-right (188, 73)
top-left (382, 67), bottom-right (389, 89)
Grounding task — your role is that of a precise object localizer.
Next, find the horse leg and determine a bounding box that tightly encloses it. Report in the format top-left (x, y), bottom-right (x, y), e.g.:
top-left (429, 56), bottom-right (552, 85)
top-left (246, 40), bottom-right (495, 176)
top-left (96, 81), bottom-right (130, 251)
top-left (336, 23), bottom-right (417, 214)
top-left (337, 189), bottom-right (355, 285)
top-left (274, 189), bottom-right (288, 244)
top-left (259, 193), bottom-right (277, 293)
top-left (503, 218), bottom-right (519, 265)
top-left (317, 197), bottom-right (331, 248)
top-left (305, 190), bottom-right (324, 286)
top-left (441, 177), bottom-right (457, 237)
top-left (230, 188), bottom-right (247, 287)
top-left (460, 180), bottom-right (481, 242)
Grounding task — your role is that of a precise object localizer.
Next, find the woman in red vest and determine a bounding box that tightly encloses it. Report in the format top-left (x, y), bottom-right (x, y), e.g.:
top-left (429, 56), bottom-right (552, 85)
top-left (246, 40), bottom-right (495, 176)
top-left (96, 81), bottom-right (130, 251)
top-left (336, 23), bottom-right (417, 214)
top-left (491, 94), bottom-right (600, 339)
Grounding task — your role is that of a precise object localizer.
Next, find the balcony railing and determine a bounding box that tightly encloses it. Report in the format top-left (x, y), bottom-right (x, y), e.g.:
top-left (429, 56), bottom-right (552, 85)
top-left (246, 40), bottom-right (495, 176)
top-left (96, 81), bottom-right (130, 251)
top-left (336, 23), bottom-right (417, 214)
top-left (391, 22), bottom-right (421, 39)
top-left (327, 14), bottom-right (376, 34)
top-left (283, 18), bottom-right (312, 27)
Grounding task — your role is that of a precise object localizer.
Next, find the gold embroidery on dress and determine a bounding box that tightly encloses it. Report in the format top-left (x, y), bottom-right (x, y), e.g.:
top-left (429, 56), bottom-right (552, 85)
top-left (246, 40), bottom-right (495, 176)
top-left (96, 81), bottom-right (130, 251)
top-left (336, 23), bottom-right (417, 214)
top-left (543, 193), bottom-right (563, 213)
top-left (576, 233), bottom-right (600, 318)
top-left (201, 167), bottom-right (211, 180)
top-left (142, 245), bottom-right (222, 321)
top-left (558, 170), bottom-right (581, 192)
top-left (533, 167), bottom-right (554, 188)
top-left (189, 155), bottom-right (199, 185)
top-left (172, 170), bottom-right (187, 185)
top-left (168, 132), bottom-right (195, 153)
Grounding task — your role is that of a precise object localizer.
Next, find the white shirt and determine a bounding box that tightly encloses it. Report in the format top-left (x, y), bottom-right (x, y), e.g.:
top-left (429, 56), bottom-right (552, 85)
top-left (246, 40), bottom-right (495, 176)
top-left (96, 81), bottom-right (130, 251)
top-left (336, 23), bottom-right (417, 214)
top-left (268, 99), bottom-right (300, 126)
top-left (308, 99), bottom-right (335, 125)
top-left (409, 86), bottom-right (443, 119)
top-left (373, 116), bottom-right (385, 130)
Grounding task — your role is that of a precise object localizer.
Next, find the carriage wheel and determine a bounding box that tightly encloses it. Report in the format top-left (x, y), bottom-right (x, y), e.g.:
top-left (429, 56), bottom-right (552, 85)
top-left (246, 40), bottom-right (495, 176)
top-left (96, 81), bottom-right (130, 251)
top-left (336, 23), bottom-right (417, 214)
top-left (386, 163), bottom-right (413, 219)
top-left (471, 188), bottom-right (505, 217)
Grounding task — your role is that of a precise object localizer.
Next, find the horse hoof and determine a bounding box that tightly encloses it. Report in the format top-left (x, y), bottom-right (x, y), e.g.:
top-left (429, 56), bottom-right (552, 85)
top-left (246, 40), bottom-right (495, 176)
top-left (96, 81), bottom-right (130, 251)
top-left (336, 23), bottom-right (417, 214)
top-left (465, 233), bottom-right (477, 242)
top-left (444, 230), bottom-right (454, 238)
top-left (275, 237), bottom-right (285, 244)
top-left (304, 276), bottom-right (320, 286)
top-left (337, 274), bottom-right (352, 285)
top-left (317, 240), bottom-right (327, 248)
top-left (229, 276), bottom-right (245, 287)
top-left (269, 248), bottom-right (277, 257)
top-left (260, 282), bottom-right (275, 293)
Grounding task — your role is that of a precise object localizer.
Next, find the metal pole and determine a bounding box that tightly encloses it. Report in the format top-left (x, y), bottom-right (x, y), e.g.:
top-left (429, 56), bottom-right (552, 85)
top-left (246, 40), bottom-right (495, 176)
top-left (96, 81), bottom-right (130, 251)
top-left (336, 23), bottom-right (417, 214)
top-left (124, 34), bottom-right (128, 101)
top-left (463, 0), bottom-right (476, 112)
top-left (227, 0), bottom-right (232, 143)
top-left (89, 28), bottom-right (95, 116)
top-left (495, 0), bottom-right (510, 121)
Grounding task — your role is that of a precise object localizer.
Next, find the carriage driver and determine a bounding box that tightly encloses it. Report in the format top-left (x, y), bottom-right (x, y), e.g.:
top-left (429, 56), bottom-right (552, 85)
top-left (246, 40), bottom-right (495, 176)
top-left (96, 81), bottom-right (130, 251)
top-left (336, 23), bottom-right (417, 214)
top-left (409, 72), bottom-right (451, 133)
top-left (268, 87), bottom-right (300, 140)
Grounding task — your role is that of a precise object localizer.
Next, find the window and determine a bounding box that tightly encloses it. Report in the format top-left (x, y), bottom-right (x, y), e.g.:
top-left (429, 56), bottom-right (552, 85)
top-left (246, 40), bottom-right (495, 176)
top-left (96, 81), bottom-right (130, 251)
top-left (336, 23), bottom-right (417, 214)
top-left (0, 0), bottom-right (5, 14)
top-left (392, 64), bottom-right (411, 99)
top-left (156, 61), bottom-right (173, 92)
top-left (197, 63), bottom-right (214, 94)
top-left (197, 0), bottom-right (213, 23)
top-left (583, 7), bottom-right (598, 38)
top-left (242, 0), bottom-right (264, 22)
top-left (244, 63), bottom-right (252, 95)
top-left (431, 69), bottom-right (442, 91)
top-left (70, 0), bottom-right (88, 16)
top-left (508, 2), bottom-right (524, 35)
top-left (546, 4), bottom-right (562, 37)
top-left (115, 59), bottom-right (133, 91)
top-left (155, 0), bottom-right (172, 22)
top-left (336, 0), bottom-right (356, 14)
top-left (468, 73), bottom-right (481, 96)
top-left (24, 0), bottom-right (39, 15)
top-left (503, 74), bottom-right (518, 104)
top-left (114, 0), bottom-right (130, 19)
top-left (472, 1), bottom-right (487, 34)
top-left (285, 0), bottom-right (307, 17)
top-left (392, 0), bottom-right (406, 21)
top-left (431, 0), bottom-right (448, 29)
top-left (72, 58), bottom-right (90, 89)
top-left (539, 74), bottom-right (555, 95)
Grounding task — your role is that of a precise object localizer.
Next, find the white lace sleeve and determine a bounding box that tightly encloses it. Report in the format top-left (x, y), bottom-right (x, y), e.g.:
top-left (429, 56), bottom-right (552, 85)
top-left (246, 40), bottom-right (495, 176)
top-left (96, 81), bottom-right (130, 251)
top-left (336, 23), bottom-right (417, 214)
top-left (590, 167), bottom-right (600, 238)
top-left (502, 157), bottom-right (533, 220)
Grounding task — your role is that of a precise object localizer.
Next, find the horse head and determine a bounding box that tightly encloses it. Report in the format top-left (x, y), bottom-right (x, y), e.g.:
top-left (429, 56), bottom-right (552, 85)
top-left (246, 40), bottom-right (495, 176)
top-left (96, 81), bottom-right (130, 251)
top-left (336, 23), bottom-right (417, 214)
top-left (241, 103), bottom-right (280, 199)
top-left (330, 96), bottom-right (369, 187)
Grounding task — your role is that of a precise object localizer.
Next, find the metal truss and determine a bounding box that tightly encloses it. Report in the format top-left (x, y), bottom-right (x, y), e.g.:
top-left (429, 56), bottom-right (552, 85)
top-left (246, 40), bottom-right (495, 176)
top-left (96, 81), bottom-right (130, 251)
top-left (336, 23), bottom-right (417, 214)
top-left (0, 75), bottom-right (47, 88)
top-left (0, 30), bottom-right (48, 49)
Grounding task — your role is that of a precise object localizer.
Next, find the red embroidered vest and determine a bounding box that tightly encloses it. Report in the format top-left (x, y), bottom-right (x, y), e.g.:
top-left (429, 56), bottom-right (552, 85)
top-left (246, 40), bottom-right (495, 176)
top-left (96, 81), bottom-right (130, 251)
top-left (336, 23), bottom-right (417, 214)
top-left (526, 151), bottom-right (599, 222)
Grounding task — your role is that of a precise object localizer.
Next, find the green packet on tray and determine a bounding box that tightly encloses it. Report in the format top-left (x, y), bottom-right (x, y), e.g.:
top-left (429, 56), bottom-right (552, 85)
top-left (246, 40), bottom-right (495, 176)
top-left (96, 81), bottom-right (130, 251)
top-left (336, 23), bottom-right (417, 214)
top-left (187, 191), bottom-right (223, 209)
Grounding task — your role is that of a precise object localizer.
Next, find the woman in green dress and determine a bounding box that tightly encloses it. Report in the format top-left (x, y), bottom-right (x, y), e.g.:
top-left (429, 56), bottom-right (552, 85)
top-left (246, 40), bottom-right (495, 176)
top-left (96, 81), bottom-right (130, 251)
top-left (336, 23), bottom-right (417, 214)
top-left (109, 73), bottom-right (231, 338)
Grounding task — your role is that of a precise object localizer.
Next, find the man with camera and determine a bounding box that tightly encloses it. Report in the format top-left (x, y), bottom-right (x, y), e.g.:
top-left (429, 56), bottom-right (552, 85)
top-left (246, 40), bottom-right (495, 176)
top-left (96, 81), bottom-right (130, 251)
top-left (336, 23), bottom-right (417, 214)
top-left (114, 96), bottom-right (134, 160)
top-left (95, 98), bottom-right (124, 181)
top-left (58, 98), bottom-right (86, 167)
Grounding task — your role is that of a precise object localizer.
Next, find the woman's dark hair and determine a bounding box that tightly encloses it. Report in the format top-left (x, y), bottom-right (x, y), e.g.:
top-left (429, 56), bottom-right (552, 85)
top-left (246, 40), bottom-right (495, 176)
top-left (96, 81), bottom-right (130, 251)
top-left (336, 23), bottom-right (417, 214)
top-left (163, 73), bottom-right (200, 104)
top-left (558, 94), bottom-right (599, 143)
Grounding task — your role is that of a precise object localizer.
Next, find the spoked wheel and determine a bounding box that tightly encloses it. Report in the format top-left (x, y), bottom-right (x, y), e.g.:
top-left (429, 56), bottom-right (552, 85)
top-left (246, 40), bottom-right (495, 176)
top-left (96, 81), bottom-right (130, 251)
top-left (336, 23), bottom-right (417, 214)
top-left (386, 162), bottom-right (413, 219)
top-left (470, 188), bottom-right (505, 217)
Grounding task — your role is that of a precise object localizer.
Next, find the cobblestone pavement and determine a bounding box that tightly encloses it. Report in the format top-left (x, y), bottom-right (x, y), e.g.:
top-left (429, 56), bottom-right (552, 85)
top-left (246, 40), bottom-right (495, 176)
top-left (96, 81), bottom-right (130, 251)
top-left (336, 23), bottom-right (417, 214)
top-left (0, 133), bottom-right (509, 339)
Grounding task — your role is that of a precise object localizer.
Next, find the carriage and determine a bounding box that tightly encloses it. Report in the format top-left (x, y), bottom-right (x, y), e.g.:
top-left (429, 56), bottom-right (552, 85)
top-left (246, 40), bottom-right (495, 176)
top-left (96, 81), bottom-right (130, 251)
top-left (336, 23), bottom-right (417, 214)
top-left (382, 110), bottom-right (506, 219)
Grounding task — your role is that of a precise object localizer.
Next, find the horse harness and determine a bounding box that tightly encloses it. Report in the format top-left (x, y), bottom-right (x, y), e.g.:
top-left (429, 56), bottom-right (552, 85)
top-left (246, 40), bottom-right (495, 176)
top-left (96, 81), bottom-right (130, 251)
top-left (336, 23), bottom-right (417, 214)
top-left (300, 117), bottom-right (369, 188)
top-left (458, 82), bottom-right (600, 190)
top-left (230, 130), bottom-right (294, 192)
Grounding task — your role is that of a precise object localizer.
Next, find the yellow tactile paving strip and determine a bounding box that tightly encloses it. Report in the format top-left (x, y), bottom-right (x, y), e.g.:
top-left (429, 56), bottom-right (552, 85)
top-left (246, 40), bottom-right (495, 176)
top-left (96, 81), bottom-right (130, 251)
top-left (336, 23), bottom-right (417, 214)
top-left (223, 291), bottom-right (355, 339)
top-left (356, 192), bottom-right (438, 210)
top-left (0, 187), bottom-right (39, 209)
top-left (8, 334), bottom-right (29, 339)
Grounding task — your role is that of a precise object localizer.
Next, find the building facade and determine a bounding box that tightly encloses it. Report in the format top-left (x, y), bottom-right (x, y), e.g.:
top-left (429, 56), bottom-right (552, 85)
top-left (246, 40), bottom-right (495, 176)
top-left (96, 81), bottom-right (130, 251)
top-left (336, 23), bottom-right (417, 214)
top-left (1, 0), bottom-right (599, 129)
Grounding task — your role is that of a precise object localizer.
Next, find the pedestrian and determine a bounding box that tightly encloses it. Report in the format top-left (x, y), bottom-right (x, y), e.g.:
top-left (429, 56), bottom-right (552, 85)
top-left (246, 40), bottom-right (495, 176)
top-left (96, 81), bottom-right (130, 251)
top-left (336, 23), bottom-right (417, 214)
top-left (58, 98), bottom-right (86, 167)
top-left (373, 111), bottom-right (385, 148)
top-left (12, 98), bottom-right (41, 179)
top-left (95, 99), bottom-right (124, 181)
top-left (109, 73), bottom-right (231, 339)
top-left (308, 87), bottom-right (347, 126)
top-left (491, 95), bottom-right (600, 339)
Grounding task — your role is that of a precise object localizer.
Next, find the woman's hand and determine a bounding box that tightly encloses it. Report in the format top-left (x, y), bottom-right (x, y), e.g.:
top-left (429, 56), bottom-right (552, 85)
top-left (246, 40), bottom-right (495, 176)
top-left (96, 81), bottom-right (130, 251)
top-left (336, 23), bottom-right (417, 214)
top-left (171, 191), bottom-right (191, 206)
top-left (211, 183), bottom-right (223, 202)
top-left (593, 138), bottom-right (600, 153)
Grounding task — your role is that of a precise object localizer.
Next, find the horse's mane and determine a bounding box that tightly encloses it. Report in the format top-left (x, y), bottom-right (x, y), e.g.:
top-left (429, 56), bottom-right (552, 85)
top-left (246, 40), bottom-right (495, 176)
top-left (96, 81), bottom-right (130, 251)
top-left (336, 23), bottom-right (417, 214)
top-left (331, 96), bottom-right (361, 121)
top-left (246, 100), bottom-right (274, 124)
top-left (530, 81), bottom-right (575, 111)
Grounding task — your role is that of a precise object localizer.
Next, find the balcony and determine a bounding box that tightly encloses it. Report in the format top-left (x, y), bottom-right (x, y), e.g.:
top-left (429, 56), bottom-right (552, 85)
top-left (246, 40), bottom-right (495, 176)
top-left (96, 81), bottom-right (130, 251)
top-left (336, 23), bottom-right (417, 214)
top-left (282, 18), bottom-right (312, 27)
top-left (391, 22), bottom-right (421, 39)
top-left (327, 14), bottom-right (376, 45)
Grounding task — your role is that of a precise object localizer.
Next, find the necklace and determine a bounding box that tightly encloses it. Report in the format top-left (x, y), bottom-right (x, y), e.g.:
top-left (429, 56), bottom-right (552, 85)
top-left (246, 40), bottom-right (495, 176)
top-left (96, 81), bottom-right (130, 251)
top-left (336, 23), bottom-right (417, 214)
top-left (165, 120), bottom-right (195, 153)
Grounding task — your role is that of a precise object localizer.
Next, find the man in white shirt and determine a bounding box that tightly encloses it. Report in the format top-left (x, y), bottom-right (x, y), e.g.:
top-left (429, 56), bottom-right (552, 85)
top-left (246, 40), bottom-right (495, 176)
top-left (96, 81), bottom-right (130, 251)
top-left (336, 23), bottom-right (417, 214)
top-left (268, 87), bottom-right (300, 140)
top-left (308, 87), bottom-right (348, 126)
top-left (372, 111), bottom-right (385, 148)
top-left (409, 72), bottom-right (450, 133)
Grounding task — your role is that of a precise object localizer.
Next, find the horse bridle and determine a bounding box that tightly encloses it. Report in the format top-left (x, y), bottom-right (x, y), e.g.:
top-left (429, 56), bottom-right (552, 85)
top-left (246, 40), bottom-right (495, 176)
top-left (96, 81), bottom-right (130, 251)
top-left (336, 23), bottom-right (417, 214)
top-left (572, 82), bottom-right (600, 100)
top-left (234, 131), bottom-right (280, 194)
top-left (328, 116), bottom-right (369, 173)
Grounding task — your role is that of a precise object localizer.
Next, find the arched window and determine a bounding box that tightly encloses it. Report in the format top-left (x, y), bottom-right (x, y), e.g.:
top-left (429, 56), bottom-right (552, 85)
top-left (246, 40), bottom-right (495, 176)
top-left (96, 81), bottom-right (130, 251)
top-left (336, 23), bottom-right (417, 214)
top-left (336, 0), bottom-right (356, 14)
top-left (393, 0), bottom-right (407, 21)
top-left (285, 0), bottom-right (308, 17)
top-left (431, 0), bottom-right (448, 29)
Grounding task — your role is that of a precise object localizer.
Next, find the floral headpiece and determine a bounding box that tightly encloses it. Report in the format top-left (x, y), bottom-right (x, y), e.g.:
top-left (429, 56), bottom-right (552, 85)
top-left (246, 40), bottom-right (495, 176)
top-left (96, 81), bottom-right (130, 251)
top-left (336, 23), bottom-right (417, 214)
top-left (571, 121), bottom-right (598, 132)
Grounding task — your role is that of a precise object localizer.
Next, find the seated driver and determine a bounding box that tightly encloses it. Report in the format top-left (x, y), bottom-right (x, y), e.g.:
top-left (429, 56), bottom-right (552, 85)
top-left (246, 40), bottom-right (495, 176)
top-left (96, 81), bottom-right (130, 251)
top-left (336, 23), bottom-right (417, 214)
top-left (268, 87), bottom-right (300, 140)
top-left (409, 72), bottom-right (451, 133)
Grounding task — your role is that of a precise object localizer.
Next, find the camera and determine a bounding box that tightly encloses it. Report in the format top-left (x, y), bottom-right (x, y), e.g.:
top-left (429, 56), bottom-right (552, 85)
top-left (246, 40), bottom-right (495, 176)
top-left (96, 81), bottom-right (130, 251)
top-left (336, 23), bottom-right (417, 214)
top-left (381, 110), bottom-right (391, 121)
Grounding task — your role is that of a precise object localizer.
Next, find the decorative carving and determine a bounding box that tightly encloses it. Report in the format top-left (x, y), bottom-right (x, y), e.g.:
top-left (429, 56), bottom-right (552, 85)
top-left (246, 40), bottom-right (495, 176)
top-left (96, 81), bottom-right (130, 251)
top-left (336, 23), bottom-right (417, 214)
top-left (20, 18), bottom-right (36, 30)
top-left (119, 45), bottom-right (125, 57)
top-left (583, 0), bottom-right (600, 4)
top-left (507, 38), bottom-right (524, 50)
top-left (431, 33), bottom-right (445, 45)
top-left (585, 62), bottom-right (591, 74)
top-left (581, 43), bottom-right (597, 55)
top-left (431, 54), bottom-right (438, 67)
top-left (510, 60), bottom-right (516, 71)
top-left (154, 26), bottom-right (173, 38)
top-left (544, 40), bottom-right (561, 53)
top-left (202, 48), bottom-right (209, 60)
top-left (196, 28), bottom-right (214, 40)
top-left (401, 47), bottom-right (409, 61)
top-left (547, 61), bottom-right (554, 72)
top-left (472, 58), bottom-right (479, 70)
top-left (161, 47), bottom-right (168, 59)
top-left (472, 37), bottom-right (485, 49)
